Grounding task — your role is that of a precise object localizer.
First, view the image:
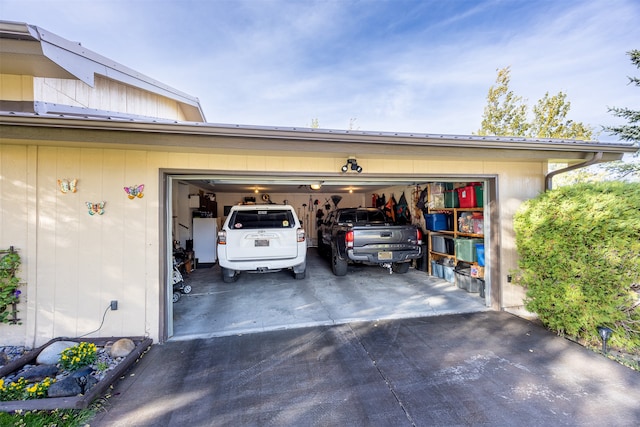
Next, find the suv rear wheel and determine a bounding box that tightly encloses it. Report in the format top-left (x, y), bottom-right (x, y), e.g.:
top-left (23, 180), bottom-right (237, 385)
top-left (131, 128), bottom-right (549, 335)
top-left (221, 267), bottom-right (238, 283)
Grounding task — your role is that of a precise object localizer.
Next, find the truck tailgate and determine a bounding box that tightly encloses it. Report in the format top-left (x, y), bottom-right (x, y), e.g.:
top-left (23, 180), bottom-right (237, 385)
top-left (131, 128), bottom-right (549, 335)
top-left (225, 229), bottom-right (299, 260)
top-left (353, 226), bottom-right (416, 248)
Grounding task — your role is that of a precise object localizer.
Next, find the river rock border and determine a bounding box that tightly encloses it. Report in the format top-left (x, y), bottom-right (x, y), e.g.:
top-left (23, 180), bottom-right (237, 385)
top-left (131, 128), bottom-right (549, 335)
top-left (0, 336), bottom-right (152, 411)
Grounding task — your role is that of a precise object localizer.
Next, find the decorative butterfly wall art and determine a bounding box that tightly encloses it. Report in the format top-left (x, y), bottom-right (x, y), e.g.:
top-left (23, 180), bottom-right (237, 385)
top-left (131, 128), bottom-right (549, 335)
top-left (86, 201), bottom-right (106, 216)
top-left (124, 184), bottom-right (144, 199)
top-left (58, 179), bottom-right (78, 194)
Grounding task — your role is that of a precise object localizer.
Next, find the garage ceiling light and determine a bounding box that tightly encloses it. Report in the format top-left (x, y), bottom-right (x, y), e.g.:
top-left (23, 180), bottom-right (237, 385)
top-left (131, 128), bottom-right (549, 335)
top-left (310, 183), bottom-right (322, 190)
top-left (341, 158), bottom-right (362, 173)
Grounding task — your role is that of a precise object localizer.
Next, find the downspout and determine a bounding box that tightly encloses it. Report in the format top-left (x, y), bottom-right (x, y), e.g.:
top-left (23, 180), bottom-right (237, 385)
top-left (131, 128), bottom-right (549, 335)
top-left (545, 151), bottom-right (603, 191)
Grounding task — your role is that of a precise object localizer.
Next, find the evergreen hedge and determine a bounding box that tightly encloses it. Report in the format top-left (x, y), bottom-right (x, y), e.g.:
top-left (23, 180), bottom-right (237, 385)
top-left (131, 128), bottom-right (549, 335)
top-left (514, 182), bottom-right (640, 351)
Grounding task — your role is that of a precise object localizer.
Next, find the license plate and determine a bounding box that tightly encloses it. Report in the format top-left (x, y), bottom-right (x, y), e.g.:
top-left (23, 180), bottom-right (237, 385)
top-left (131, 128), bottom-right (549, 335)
top-left (378, 251), bottom-right (393, 260)
top-left (255, 239), bottom-right (269, 247)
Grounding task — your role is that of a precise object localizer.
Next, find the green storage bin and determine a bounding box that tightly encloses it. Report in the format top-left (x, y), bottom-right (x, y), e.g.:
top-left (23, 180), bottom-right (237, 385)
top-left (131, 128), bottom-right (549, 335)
top-left (475, 185), bottom-right (484, 207)
top-left (444, 182), bottom-right (455, 191)
top-left (444, 190), bottom-right (459, 208)
top-left (455, 238), bottom-right (484, 262)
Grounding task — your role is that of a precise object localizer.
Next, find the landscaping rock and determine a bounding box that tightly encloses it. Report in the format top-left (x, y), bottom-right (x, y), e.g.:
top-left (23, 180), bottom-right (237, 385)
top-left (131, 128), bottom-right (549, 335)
top-left (47, 376), bottom-right (82, 397)
top-left (21, 364), bottom-right (58, 382)
top-left (36, 341), bottom-right (78, 365)
top-left (0, 352), bottom-right (9, 366)
top-left (108, 338), bottom-right (135, 358)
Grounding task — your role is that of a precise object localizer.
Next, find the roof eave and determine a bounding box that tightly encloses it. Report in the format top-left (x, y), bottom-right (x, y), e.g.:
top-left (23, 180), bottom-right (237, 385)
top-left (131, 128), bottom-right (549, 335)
top-left (0, 114), bottom-right (635, 160)
top-left (0, 21), bottom-right (206, 122)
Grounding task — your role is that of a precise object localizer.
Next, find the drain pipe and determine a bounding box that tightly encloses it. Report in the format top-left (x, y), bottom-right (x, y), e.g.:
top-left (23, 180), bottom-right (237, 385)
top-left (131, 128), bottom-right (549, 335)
top-left (545, 151), bottom-right (603, 191)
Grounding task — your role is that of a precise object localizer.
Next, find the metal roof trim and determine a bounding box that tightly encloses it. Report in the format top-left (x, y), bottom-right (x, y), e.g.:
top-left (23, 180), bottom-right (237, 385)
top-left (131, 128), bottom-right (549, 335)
top-left (1, 112), bottom-right (636, 154)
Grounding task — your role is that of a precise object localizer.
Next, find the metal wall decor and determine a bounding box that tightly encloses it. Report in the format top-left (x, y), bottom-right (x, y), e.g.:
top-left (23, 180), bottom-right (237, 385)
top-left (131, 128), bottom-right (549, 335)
top-left (124, 184), bottom-right (144, 199)
top-left (86, 201), bottom-right (106, 215)
top-left (58, 179), bottom-right (78, 193)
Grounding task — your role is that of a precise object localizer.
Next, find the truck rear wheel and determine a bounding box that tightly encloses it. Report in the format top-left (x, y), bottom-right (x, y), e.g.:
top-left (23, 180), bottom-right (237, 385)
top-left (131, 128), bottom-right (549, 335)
top-left (331, 246), bottom-right (348, 276)
top-left (317, 232), bottom-right (328, 257)
top-left (392, 262), bottom-right (410, 274)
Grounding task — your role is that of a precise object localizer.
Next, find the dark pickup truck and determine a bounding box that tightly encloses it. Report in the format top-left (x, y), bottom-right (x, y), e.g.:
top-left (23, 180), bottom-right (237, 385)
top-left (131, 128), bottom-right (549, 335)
top-left (317, 207), bottom-right (423, 276)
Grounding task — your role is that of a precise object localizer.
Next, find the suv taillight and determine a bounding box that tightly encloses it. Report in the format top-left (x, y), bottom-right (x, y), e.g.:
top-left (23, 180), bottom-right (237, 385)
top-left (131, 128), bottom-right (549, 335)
top-left (217, 230), bottom-right (227, 245)
top-left (346, 230), bottom-right (354, 249)
top-left (416, 228), bottom-right (423, 243)
top-left (297, 228), bottom-right (305, 243)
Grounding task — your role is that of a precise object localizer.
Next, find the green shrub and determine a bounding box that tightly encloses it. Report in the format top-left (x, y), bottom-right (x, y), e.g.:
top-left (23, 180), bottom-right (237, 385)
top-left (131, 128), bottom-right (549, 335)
top-left (514, 182), bottom-right (640, 351)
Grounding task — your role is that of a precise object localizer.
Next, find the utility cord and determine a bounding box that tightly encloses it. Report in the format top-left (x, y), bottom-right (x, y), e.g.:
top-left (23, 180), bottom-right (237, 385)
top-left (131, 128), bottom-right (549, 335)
top-left (76, 304), bottom-right (110, 338)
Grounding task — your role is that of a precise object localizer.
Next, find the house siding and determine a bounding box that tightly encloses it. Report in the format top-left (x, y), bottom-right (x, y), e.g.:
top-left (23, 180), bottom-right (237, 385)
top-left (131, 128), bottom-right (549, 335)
top-left (0, 142), bottom-right (544, 347)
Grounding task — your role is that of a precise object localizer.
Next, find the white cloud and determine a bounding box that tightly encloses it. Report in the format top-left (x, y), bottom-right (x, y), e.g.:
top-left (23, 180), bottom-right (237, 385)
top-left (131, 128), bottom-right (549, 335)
top-left (2, 0), bottom-right (638, 141)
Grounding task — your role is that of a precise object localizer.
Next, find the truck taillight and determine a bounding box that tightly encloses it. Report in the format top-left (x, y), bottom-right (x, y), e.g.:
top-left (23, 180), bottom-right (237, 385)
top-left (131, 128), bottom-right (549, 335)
top-left (217, 231), bottom-right (226, 245)
top-left (416, 228), bottom-right (423, 243)
top-left (297, 228), bottom-right (306, 243)
top-left (346, 230), bottom-right (354, 248)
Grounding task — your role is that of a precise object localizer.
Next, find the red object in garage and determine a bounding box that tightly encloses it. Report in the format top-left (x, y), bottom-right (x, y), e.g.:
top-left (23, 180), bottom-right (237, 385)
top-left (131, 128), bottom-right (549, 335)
top-left (456, 186), bottom-right (477, 208)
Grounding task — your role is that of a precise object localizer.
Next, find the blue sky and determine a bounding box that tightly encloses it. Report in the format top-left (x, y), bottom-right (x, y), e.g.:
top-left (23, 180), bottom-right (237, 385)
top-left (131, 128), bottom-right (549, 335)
top-left (2, 0), bottom-right (639, 141)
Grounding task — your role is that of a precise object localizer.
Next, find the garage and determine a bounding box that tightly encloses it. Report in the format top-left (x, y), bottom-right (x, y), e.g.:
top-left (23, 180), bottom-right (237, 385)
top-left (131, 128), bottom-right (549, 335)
top-left (3, 21), bottom-right (634, 348)
top-left (165, 173), bottom-right (494, 340)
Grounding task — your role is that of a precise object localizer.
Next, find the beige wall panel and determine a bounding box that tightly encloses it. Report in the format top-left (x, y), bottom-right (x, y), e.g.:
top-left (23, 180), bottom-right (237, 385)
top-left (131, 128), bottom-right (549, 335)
top-left (34, 147), bottom-right (60, 343)
top-left (489, 161), bottom-right (545, 309)
top-left (262, 155), bottom-right (286, 171)
top-left (91, 149), bottom-right (127, 337)
top-left (143, 152), bottom-right (161, 337)
top-left (186, 152), bottom-right (213, 170)
top-left (52, 148), bottom-right (82, 338)
top-left (0, 145), bottom-right (30, 345)
top-left (246, 155), bottom-right (267, 171)
top-left (122, 150), bottom-right (150, 336)
top-left (0, 74), bottom-right (34, 101)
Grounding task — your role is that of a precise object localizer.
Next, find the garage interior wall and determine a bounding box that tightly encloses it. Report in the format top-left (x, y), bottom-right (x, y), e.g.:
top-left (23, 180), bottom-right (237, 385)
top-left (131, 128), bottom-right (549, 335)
top-left (0, 143), bottom-right (544, 346)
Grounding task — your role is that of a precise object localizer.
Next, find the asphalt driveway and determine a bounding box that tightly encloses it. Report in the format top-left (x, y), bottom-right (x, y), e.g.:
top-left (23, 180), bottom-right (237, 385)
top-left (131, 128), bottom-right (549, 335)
top-left (91, 311), bottom-right (640, 426)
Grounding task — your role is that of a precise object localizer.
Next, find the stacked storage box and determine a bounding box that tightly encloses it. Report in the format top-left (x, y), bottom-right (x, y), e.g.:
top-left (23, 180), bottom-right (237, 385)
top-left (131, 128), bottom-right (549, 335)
top-left (425, 213), bottom-right (450, 231)
top-left (430, 260), bottom-right (444, 278)
top-left (455, 183), bottom-right (484, 208)
top-left (444, 190), bottom-right (459, 208)
top-left (455, 266), bottom-right (483, 293)
top-left (454, 238), bottom-right (484, 262)
top-left (443, 265), bottom-right (455, 283)
top-left (429, 183), bottom-right (445, 209)
top-left (431, 234), bottom-right (455, 254)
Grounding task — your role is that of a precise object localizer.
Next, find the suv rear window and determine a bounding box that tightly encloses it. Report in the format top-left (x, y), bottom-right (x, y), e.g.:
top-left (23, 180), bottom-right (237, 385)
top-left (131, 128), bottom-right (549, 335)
top-left (229, 209), bottom-right (296, 229)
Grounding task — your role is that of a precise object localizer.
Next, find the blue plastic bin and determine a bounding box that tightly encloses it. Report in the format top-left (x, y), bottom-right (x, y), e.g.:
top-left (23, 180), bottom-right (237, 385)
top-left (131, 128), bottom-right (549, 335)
top-left (476, 243), bottom-right (485, 267)
top-left (425, 213), bottom-right (449, 231)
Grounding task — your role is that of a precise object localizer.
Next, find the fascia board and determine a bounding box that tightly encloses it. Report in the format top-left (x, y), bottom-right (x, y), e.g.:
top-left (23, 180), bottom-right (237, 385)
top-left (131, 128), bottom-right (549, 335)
top-left (0, 114), bottom-right (635, 159)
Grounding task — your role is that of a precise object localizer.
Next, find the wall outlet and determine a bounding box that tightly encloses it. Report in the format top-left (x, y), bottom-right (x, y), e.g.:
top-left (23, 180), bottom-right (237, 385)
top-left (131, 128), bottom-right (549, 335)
top-left (110, 300), bottom-right (118, 310)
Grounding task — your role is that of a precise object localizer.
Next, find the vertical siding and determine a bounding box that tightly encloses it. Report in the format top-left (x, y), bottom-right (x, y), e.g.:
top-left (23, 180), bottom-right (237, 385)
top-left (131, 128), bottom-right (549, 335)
top-left (0, 145), bottom-right (30, 345)
top-left (486, 161), bottom-right (545, 309)
top-left (1, 144), bottom-right (548, 346)
top-left (0, 74), bottom-right (34, 101)
top-left (31, 76), bottom-right (186, 121)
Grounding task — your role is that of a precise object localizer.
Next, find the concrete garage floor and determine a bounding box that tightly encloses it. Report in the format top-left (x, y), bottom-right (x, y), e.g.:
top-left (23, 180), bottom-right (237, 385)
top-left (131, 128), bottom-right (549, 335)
top-left (171, 248), bottom-right (488, 340)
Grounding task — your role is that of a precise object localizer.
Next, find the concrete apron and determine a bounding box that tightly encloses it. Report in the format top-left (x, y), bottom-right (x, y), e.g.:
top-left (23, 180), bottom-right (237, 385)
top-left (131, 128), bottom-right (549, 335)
top-left (92, 311), bottom-right (640, 426)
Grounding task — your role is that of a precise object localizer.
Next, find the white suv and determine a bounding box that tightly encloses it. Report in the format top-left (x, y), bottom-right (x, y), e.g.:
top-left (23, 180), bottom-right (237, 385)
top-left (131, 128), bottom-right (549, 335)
top-left (217, 205), bottom-right (307, 282)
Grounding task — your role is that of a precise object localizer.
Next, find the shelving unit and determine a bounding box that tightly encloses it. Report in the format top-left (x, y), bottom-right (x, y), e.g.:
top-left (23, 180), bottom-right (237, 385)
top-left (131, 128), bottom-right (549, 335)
top-left (423, 183), bottom-right (485, 291)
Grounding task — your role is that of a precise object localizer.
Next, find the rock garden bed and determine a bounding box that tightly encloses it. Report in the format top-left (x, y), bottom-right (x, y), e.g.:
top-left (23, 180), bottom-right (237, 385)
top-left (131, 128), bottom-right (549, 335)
top-left (0, 336), bottom-right (152, 411)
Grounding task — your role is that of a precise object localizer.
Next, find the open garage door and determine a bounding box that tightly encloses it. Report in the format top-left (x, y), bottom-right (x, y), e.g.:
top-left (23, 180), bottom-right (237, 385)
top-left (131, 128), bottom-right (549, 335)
top-left (162, 172), bottom-right (497, 342)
